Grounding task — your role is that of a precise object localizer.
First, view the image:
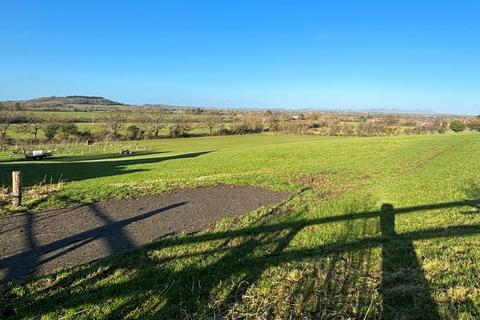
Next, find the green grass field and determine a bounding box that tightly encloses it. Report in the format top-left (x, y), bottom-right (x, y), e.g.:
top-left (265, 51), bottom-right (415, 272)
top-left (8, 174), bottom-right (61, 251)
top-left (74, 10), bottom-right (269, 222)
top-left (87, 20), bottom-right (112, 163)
top-left (6, 121), bottom-right (211, 140)
top-left (1, 133), bottom-right (480, 319)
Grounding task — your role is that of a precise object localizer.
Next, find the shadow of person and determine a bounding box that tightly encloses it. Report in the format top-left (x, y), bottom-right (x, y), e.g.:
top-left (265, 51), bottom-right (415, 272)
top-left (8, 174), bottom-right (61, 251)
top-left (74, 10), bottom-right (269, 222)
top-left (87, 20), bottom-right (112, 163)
top-left (463, 183), bottom-right (480, 213)
top-left (7, 198), bottom-right (480, 318)
top-left (380, 203), bottom-right (440, 320)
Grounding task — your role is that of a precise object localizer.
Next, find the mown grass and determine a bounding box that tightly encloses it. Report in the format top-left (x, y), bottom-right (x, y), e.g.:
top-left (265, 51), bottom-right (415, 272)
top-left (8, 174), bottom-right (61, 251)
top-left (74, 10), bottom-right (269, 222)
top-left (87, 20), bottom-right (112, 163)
top-left (1, 133), bottom-right (480, 319)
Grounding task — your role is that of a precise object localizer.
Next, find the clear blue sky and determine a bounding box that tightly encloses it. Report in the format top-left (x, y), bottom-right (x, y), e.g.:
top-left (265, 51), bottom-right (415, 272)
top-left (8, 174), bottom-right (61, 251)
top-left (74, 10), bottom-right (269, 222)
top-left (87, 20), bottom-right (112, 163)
top-left (1, 1), bottom-right (479, 114)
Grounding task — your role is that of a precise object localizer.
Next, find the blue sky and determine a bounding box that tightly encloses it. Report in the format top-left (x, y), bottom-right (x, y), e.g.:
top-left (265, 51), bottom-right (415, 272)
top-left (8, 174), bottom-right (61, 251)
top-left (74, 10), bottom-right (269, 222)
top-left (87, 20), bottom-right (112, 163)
top-left (1, 1), bottom-right (479, 114)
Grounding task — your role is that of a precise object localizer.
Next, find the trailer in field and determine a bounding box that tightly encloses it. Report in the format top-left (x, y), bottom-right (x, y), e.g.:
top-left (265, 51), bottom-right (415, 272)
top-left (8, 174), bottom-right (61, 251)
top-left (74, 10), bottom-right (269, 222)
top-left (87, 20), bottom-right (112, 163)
top-left (25, 150), bottom-right (53, 160)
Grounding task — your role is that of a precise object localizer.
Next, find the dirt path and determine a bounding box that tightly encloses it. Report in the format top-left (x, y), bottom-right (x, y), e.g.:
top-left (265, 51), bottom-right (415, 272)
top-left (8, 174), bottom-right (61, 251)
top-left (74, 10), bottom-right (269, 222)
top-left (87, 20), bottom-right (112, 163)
top-left (0, 185), bottom-right (290, 283)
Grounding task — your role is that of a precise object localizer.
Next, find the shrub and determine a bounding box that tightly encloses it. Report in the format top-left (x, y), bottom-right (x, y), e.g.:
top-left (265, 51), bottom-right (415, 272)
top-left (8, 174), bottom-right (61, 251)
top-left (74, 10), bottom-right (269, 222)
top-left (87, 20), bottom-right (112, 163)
top-left (43, 123), bottom-right (59, 141)
top-left (450, 120), bottom-right (466, 132)
top-left (169, 123), bottom-right (190, 137)
top-left (126, 125), bottom-right (140, 140)
top-left (59, 123), bottom-right (79, 141)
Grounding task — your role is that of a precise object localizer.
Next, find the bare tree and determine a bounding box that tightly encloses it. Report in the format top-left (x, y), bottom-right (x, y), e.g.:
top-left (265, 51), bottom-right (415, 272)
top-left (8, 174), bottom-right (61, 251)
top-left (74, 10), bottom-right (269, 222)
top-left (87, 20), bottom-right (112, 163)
top-left (169, 114), bottom-right (192, 137)
top-left (21, 113), bottom-right (44, 141)
top-left (0, 103), bottom-right (16, 143)
top-left (262, 110), bottom-right (279, 132)
top-left (142, 109), bottom-right (166, 138)
top-left (102, 110), bottom-right (128, 139)
top-left (246, 112), bottom-right (264, 132)
top-left (204, 111), bottom-right (221, 135)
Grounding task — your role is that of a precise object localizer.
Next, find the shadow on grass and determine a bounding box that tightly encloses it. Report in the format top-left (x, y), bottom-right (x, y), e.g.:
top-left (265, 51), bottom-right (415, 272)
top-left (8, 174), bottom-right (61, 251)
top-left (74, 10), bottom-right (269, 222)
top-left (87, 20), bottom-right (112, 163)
top-left (0, 151), bottom-right (168, 164)
top-left (0, 151), bottom-right (212, 187)
top-left (0, 202), bottom-right (187, 284)
top-left (51, 151), bottom-right (170, 162)
top-left (1, 196), bottom-right (479, 319)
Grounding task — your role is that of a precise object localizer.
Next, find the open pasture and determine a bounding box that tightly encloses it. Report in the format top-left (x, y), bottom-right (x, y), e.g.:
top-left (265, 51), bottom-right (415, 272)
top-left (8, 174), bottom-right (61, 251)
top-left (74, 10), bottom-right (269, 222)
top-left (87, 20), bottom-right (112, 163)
top-left (1, 133), bottom-right (480, 319)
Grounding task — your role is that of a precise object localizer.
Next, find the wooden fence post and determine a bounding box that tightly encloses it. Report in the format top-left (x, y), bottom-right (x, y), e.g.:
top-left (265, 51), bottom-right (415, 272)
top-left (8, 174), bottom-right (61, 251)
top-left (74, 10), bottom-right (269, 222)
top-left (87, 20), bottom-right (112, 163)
top-left (12, 171), bottom-right (22, 207)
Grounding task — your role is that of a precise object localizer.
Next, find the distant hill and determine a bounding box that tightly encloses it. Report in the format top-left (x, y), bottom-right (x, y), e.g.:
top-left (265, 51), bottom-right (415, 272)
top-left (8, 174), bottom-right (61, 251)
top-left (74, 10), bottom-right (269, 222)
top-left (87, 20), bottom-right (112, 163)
top-left (1, 96), bottom-right (123, 108)
top-left (25, 96), bottom-right (123, 105)
top-left (1, 96), bottom-right (447, 115)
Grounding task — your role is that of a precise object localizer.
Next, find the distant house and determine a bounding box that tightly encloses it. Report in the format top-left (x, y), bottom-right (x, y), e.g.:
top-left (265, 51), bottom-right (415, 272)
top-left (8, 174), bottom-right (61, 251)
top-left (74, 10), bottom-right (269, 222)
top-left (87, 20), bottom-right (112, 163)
top-left (418, 120), bottom-right (433, 126)
top-left (368, 117), bottom-right (383, 124)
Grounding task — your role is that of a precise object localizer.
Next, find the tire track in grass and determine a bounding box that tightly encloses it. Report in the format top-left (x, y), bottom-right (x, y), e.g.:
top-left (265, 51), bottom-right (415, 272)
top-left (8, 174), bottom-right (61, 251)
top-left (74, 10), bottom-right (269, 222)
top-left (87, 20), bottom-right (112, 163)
top-left (398, 142), bottom-right (464, 175)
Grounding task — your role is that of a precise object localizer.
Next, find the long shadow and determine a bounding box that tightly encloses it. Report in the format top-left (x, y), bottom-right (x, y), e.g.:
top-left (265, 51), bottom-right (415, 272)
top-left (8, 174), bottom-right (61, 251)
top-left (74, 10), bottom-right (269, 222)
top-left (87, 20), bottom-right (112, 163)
top-left (89, 203), bottom-right (136, 252)
top-left (139, 199), bottom-right (480, 249)
top-left (51, 151), bottom-right (171, 162)
top-left (4, 212), bottom-right (41, 288)
top-left (1, 197), bottom-right (480, 318)
top-left (0, 151), bottom-right (212, 187)
top-left (0, 151), bottom-right (167, 163)
top-left (0, 202), bottom-right (186, 283)
top-left (380, 203), bottom-right (439, 319)
top-left (0, 204), bottom-right (86, 237)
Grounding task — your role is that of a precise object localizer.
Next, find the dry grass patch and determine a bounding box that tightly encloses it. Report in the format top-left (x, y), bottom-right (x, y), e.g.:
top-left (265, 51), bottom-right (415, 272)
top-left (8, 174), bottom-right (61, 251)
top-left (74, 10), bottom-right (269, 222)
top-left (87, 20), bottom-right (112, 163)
top-left (293, 172), bottom-right (356, 201)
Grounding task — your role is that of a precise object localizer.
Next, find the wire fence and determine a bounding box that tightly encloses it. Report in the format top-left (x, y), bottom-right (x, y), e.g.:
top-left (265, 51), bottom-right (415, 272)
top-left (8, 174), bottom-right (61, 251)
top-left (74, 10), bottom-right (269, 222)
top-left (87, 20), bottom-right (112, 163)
top-left (2, 141), bottom-right (152, 160)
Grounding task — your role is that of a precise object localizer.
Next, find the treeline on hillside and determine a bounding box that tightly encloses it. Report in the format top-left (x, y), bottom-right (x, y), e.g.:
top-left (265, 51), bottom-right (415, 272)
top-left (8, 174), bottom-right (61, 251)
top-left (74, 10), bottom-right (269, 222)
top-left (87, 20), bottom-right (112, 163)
top-left (14, 95), bottom-right (121, 106)
top-left (0, 96), bottom-right (122, 113)
top-left (0, 103), bottom-right (479, 146)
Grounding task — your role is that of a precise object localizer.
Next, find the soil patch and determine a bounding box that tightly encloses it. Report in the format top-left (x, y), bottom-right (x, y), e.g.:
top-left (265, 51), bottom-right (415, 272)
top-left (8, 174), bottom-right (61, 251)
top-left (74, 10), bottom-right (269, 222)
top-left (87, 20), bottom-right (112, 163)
top-left (0, 185), bottom-right (290, 283)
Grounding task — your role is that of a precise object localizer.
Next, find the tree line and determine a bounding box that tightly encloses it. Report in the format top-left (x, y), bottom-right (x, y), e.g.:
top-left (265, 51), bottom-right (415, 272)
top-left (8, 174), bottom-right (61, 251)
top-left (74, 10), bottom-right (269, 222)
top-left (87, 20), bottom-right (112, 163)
top-left (1, 103), bottom-right (479, 145)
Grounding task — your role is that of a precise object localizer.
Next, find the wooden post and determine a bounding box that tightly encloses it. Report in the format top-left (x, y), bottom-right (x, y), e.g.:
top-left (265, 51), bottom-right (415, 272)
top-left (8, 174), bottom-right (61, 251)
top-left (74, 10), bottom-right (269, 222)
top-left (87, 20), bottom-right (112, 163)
top-left (12, 171), bottom-right (22, 207)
